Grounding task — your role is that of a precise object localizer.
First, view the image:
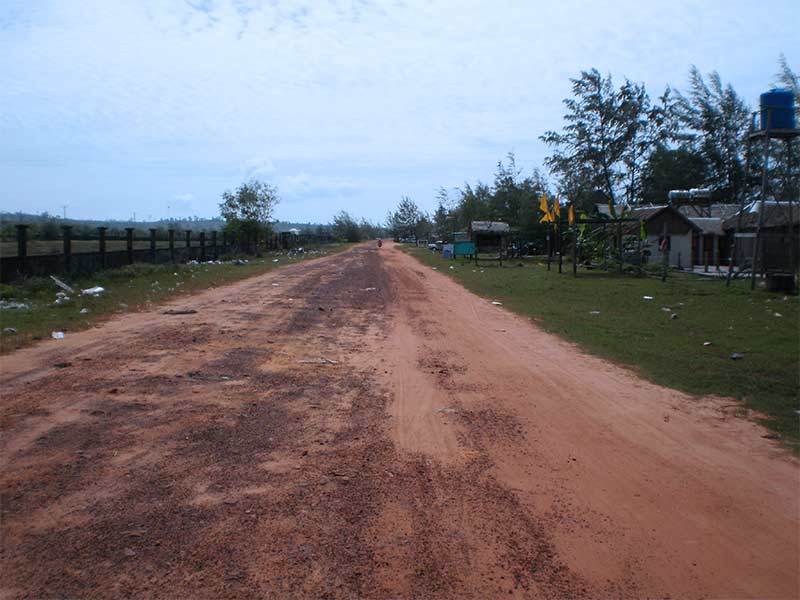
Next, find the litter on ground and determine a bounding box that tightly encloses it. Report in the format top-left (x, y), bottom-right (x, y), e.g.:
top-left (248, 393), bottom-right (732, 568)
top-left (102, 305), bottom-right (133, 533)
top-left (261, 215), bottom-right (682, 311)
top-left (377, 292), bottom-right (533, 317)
top-left (51, 331), bottom-right (65, 340)
top-left (50, 275), bottom-right (75, 294)
top-left (81, 286), bottom-right (105, 296)
top-left (0, 301), bottom-right (30, 310)
top-left (491, 301), bottom-right (503, 306)
top-left (643, 295), bottom-right (654, 301)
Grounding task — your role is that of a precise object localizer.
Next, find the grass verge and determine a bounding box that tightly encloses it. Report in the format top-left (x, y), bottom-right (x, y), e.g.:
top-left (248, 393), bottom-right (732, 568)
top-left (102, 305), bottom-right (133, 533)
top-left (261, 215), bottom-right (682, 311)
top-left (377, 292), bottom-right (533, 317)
top-left (404, 246), bottom-right (799, 451)
top-left (0, 245), bottom-right (349, 354)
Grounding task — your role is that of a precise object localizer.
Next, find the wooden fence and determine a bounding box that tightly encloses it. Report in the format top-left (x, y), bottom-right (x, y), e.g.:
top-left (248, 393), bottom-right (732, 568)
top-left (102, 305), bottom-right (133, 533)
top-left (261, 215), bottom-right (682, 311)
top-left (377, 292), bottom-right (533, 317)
top-left (0, 225), bottom-right (331, 283)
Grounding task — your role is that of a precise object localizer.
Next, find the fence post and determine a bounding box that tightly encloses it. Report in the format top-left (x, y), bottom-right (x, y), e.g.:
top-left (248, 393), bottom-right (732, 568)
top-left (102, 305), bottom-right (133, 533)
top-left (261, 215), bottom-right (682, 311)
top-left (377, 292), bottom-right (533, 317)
top-left (200, 231), bottom-right (206, 261)
top-left (16, 224), bottom-right (28, 277)
top-left (185, 230), bottom-right (192, 260)
top-left (557, 225), bottom-right (562, 273)
top-left (222, 231), bottom-right (228, 254)
top-left (126, 228), bottom-right (134, 264)
top-left (546, 226), bottom-right (551, 271)
top-left (150, 228), bottom-right (157, 263)
top-left (572, 228), bottom-right (577, 277)
top-left (168, 229), bottom-right (175, 263)
top-left (62, 225), bottom-right (72, 274)
top-left (98, 227), bottom-right (107, 269)
top-left (211, 230), bottom-right (218, 259)
top-left (636, 220), bottom-right (643, 277)
top-left (661, 222), bottom-right (668, 282)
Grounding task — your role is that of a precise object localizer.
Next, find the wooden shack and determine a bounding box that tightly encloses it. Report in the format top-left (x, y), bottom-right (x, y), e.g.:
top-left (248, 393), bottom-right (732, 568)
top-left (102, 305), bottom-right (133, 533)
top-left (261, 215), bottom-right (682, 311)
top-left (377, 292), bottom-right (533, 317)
top-left (470, 221), bottom-right (510, 265)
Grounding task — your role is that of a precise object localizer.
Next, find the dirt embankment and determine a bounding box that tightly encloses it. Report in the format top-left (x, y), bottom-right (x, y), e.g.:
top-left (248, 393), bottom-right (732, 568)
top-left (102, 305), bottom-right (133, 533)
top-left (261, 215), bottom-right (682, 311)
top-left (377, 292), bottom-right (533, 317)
top-left (1, 243), bottom-right (797, 599)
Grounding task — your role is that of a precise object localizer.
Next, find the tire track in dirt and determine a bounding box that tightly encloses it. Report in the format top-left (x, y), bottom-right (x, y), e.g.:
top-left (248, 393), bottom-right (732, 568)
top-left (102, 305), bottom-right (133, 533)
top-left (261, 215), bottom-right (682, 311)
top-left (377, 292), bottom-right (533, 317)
top-left (1, 243), bottom-right (797, 599)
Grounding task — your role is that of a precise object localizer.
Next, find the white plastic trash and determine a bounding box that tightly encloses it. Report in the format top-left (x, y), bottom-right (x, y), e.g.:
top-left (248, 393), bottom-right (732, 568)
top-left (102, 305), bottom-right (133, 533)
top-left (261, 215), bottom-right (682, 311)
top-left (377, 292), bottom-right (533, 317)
top-left (81, 286), bottom-right (105, 296)
top-left (51, 331), bottom-right (65, 340)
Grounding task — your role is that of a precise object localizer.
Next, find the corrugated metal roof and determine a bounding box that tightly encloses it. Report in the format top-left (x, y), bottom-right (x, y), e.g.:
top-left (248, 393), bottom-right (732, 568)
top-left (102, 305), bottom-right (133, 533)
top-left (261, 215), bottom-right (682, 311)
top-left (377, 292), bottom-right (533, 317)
top-left (722, 201), bottom-right (800, 230)
top-left (470, 221), bottom-right (510, 233)
top-left (689, 217), bottom-right (725, 236)
top-left (677, 203), bottom-right (740, 219)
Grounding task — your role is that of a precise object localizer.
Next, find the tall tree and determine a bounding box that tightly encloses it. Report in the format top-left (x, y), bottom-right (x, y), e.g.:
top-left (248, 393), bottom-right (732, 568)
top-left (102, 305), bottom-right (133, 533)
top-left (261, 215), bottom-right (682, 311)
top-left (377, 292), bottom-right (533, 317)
top-left (387, 197), bottom-right (422, 239)
top-left (219, 180), bottom-right (279, 238)
top-left (331, 211), bottom-right (362, 242)
top-left (674, 67), bottom-right (750, 203)
top-left (772, 55), bottom-right (799, 201)
top-left (640, 144), bottom-right (708, 204)
top-left (433, 188), bottom-right (452, 238)
top-left (541, 69), bottom-right (658, 207)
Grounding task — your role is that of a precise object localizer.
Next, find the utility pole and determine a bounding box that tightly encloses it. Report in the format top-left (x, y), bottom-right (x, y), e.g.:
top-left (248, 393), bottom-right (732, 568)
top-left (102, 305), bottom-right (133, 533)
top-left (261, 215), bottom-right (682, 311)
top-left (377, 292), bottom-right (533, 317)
top-left (61, 205), bottom-right (67, 220)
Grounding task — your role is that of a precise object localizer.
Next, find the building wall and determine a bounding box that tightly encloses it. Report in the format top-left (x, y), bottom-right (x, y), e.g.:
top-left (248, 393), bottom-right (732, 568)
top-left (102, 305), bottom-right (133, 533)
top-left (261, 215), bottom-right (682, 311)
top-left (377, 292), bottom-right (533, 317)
top-left (643, 233), bottom-right (693, 268)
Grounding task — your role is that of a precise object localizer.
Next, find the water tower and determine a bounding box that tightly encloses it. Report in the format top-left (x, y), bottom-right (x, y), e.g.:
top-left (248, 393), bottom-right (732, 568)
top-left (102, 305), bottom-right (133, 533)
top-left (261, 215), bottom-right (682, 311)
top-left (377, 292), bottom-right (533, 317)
top-left (727, 88), bottom-right (799, 291)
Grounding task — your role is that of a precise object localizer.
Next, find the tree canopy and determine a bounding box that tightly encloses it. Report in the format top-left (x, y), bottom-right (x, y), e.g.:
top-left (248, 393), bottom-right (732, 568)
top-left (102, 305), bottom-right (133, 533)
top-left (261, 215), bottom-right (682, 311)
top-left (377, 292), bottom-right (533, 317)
top-left (219, 180), bottom-right (279, 237)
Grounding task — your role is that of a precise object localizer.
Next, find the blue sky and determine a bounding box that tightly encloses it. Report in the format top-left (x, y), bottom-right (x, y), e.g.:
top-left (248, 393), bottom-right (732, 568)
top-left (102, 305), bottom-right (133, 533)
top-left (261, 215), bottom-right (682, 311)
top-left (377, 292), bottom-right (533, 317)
top-left (1, 0), bottom-right (797, 223)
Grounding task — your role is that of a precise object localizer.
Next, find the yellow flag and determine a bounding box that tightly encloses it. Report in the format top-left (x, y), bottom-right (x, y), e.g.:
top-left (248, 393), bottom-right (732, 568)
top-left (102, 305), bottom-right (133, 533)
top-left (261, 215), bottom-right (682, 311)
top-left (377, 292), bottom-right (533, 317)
top-left (538, 193), bottom-right (549, 216)
top-left (553, 198), bottom-right (561, 219)
top-left (568, 204), bottom-right (575, 226)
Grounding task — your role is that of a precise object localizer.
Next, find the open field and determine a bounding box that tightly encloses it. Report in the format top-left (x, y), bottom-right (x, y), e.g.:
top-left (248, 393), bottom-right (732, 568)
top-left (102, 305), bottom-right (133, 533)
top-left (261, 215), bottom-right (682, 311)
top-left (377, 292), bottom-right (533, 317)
top-left (0, 245), bottom-right (347, 353)
top-left (1, 240), bottom-right (203, 257)
top-left (405, 246), bottom-right (800, 449)
top-left (1, 242), bottom-right (797, 599)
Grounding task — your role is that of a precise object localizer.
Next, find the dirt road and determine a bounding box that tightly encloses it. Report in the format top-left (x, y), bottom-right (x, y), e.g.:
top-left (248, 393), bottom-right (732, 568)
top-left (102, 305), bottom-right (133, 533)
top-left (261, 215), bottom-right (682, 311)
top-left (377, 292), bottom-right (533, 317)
top-left (1, 243), bottom-right (797, 599)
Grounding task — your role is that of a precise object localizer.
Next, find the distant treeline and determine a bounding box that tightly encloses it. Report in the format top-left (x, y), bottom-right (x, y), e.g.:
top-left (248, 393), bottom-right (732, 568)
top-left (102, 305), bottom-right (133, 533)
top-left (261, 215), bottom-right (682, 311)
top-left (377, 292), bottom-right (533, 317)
top-left (388, 55), bottom-right (798, 243)
top-left (0, 212), bottom-right (329, 241)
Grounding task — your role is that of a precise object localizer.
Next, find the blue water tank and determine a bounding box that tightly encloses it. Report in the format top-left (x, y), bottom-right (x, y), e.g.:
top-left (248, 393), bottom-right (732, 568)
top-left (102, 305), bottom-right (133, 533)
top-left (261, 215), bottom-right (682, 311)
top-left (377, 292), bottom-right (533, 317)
top-left (760, 88), bottom-right (796, 130)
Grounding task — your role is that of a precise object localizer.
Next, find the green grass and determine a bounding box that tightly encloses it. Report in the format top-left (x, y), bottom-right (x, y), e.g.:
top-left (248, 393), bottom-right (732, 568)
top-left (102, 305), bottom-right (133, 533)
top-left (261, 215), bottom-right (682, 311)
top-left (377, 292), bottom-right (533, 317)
top-left (1, 240), bottom-right (202, 257)
top-left (404, 247), bottom-right (800, 450)
top-left (0, 245), bottom-right (348, 353)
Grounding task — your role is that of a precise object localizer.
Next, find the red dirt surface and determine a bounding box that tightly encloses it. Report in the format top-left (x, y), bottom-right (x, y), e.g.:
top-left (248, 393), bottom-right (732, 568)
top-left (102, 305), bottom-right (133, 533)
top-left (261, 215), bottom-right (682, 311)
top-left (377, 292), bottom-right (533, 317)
top-left (1, 243), bottom-right (797, 599)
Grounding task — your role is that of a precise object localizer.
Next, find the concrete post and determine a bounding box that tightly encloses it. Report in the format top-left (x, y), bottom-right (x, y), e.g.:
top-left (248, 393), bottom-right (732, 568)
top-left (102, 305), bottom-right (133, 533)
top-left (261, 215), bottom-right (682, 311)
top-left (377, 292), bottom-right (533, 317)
top-left (98, 227), bottom-right (107, 269)
top-left (168, 229), bottom-right (175, 263)
top-left (16, 224), bottom-right (28, 277)
top-left (62, 225), bottom-right (72, 273)
top-left (125, 228), bottom-right (135, 264)
top-left (211, 230), bottom-right (218, 259)
top-left (185, 230), bottom-right (191, 260)
top-left (149, 228), bottom-right (157, 263)
top-left (199, 231), bottom-right (206, 261)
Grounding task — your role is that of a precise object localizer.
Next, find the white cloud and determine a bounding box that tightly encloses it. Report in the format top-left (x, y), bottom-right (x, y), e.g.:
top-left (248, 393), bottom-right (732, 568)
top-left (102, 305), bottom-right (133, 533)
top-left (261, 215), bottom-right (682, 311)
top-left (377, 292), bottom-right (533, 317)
top-left (278, 172), bottom-right (361, 199)
top-left (243, 157), bottom-right (277, 179)
top-left (0, 0), bottom-right (797, 221)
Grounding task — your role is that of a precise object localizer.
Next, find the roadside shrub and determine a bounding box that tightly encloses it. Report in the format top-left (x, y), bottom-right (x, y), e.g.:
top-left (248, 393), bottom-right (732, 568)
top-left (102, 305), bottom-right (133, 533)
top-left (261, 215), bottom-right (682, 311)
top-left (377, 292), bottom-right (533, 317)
top-left (18, 277), bottom-right (54, 295)
top-left (98, 263), bottom-right (170, 281)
